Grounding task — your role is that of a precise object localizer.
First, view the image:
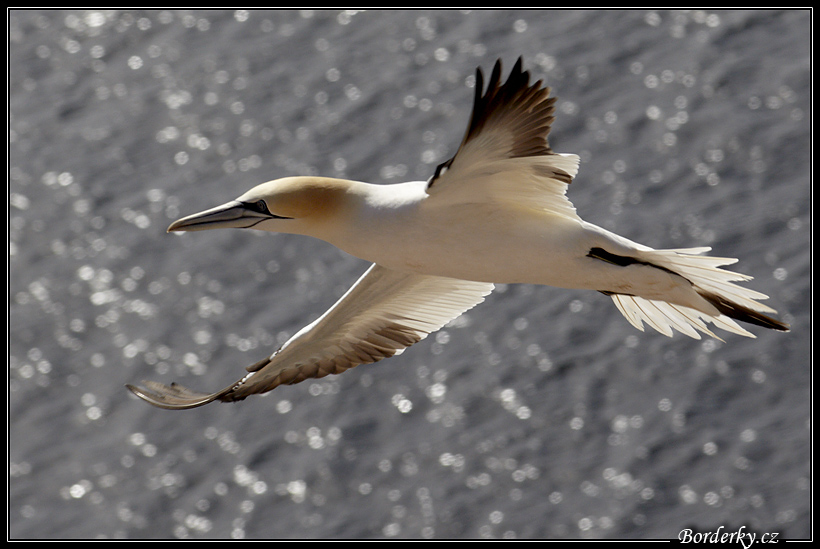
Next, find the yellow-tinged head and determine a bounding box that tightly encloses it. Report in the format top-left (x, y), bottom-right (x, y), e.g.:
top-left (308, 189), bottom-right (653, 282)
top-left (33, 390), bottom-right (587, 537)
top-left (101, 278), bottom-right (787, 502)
top-left (167, 176), bottom-right (360, 234)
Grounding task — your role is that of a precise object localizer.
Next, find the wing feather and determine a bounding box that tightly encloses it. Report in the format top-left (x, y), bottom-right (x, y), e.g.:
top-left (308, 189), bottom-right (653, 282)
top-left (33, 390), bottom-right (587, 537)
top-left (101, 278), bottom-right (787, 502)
top-left (126, 264), bottom-right (493, 409)
top-left (426, 57), bottom-right (581, 220)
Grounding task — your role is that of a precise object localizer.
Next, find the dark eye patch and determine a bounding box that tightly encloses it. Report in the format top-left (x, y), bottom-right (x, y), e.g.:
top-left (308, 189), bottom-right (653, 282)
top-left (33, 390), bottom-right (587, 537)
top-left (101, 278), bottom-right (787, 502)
top-left (242, 199), bottom-right (292, 220)
top-left (248, 199), bottom-right (270, 214)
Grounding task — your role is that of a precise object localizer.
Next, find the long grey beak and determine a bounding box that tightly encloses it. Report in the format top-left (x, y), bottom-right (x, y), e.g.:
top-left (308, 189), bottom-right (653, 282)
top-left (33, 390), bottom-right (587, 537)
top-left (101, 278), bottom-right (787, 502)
top-left (167, 201), bottom-right (272, 233)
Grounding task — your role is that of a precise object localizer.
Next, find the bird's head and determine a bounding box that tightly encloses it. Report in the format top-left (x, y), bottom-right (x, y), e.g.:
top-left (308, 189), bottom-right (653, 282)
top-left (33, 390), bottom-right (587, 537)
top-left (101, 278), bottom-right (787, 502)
top-left (167, 176), bottom-right (355, 235)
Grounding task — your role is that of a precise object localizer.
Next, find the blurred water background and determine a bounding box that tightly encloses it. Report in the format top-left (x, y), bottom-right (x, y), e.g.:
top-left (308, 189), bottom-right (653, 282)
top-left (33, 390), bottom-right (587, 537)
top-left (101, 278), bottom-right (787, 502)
top-left (9, 9), bottom-right (810, 540)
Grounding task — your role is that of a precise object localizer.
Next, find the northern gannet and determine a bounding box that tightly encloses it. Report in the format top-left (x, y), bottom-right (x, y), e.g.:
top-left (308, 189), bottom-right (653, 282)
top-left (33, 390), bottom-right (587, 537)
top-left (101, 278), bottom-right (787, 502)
top-left (127, 58), bottom-right (789, 410)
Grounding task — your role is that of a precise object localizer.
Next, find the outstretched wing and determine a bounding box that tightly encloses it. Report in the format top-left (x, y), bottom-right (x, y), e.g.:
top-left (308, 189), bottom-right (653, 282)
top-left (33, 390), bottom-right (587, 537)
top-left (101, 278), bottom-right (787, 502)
top-left (127, 264), bottom-right (493, 409)
top-left (426, 57), bottom-right (581, 220)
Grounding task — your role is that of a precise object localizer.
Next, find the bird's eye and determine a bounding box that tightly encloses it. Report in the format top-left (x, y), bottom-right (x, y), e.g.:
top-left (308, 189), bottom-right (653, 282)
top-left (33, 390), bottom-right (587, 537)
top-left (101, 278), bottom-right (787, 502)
top-left (251, 200), bottom-right (269, 214)
top-left (243, 198), bottom-right (292, 219)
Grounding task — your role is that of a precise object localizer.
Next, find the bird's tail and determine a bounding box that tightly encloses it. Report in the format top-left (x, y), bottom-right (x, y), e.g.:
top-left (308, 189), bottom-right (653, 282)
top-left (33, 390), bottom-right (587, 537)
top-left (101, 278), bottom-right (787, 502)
top-left (607, 247), bottom-right (789, 340)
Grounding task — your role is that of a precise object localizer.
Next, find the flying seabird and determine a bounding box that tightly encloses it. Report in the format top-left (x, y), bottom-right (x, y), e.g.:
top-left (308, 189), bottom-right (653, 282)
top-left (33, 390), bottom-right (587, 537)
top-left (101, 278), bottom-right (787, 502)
top-left (127, 57), bottom-right (789, 410)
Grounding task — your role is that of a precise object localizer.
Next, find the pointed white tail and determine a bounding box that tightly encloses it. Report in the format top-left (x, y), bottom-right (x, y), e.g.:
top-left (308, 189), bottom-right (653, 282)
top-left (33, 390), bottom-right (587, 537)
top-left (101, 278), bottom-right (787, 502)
top-left (609, 247), bottom-right (788, 340)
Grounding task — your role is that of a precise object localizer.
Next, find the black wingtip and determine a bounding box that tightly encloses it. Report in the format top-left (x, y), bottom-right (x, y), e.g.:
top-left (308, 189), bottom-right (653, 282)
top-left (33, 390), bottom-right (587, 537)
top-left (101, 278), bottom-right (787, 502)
top-left (428, 56), bottom-right (558, 191)
top-left (126, 381), bottom-right (223, 410)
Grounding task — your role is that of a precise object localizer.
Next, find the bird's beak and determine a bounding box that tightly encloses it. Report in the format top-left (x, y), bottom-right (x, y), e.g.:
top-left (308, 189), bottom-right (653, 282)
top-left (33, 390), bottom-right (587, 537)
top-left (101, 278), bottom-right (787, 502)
top-left (167, 201), bottom-right (272, 233)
